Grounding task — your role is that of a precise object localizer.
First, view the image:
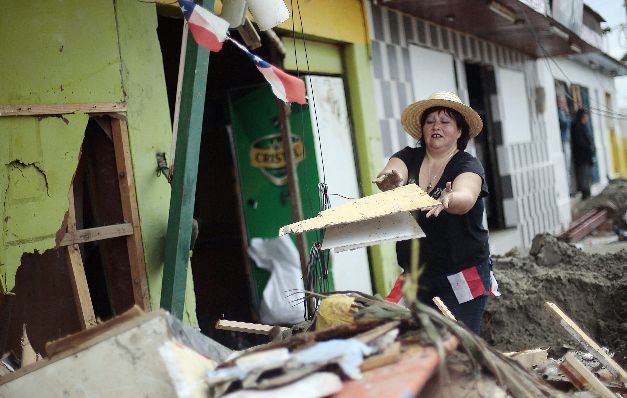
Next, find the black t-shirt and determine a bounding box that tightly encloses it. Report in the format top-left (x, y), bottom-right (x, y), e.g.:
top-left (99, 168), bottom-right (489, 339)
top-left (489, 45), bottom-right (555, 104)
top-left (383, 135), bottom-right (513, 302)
top-left (393, 146), bottom-right (490, 277)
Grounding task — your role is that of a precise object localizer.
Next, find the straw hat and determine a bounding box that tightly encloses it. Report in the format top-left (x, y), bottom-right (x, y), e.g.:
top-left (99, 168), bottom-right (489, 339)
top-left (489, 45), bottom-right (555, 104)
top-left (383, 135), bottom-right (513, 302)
top-left (400, 91), bottom-right (483, 140)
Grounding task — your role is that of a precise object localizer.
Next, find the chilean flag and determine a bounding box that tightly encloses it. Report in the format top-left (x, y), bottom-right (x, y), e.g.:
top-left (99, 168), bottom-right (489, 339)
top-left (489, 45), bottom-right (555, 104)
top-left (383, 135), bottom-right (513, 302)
top-left (178, 0), bottom-right (229, 53)
top-left (447, 266), bottom-right (501, 304)
top-left (228, 38), bottom-right (307, 104)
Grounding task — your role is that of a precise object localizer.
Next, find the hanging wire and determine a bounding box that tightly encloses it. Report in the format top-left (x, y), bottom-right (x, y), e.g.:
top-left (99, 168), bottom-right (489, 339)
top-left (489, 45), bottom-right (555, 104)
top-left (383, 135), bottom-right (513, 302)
top-left (519, 6), bottom-right (627, 120)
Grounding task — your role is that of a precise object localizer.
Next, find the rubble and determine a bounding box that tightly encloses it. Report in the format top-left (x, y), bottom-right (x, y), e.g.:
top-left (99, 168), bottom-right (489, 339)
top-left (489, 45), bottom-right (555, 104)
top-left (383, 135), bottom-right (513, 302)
top-left (482, 233), bottom-right (627, 368)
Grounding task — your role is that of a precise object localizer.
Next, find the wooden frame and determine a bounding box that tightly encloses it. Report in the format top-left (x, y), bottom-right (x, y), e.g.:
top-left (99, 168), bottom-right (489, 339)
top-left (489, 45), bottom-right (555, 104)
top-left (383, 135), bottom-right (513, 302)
top-left (50, 112), bottom-right (151, 329)
top-left (0, 103), bottom-right (127, 117)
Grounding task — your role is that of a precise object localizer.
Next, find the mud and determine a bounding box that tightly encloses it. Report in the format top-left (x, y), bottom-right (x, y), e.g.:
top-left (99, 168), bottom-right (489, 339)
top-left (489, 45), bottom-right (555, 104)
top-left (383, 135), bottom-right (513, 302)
top-left (481, 234), bottom-right (627, 366)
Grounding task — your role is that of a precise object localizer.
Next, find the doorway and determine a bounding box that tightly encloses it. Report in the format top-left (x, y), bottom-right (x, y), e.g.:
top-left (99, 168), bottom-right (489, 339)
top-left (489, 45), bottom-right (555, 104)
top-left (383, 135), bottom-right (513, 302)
top-left (464, 62), bottom-right (505, 230)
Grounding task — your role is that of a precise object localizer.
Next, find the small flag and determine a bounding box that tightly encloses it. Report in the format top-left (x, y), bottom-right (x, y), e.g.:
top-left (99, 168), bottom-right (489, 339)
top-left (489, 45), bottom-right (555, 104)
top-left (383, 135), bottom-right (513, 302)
top-left (447, 266), bottom-right (487, 304)
top-left (228, 38), bottom-right (307, 104)
top-left (178, 0), bottom-right (229, 52)
top-left (489, 270), bottom-right (501, 297)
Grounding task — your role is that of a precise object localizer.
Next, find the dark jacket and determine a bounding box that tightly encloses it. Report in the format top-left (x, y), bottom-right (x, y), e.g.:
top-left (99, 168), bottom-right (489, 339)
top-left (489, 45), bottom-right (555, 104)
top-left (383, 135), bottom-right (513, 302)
top-left (571, 122), bottom-right (594, 165)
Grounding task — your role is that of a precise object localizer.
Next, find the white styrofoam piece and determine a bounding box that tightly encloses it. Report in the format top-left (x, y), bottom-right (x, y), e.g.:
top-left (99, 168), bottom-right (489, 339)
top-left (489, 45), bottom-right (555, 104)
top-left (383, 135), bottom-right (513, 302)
top-left (321, 212), bottom-right (424, 253)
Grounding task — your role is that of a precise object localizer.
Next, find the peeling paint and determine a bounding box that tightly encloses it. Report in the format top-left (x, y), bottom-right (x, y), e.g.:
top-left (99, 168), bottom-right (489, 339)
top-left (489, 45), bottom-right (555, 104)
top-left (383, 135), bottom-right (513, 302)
top-left (0, 114), bottom-right (88, 293)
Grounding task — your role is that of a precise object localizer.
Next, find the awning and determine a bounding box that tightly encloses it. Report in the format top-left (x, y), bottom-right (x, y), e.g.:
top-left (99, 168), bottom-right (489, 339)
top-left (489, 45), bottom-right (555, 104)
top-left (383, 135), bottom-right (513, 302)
top-left (378, 0), bottom-right (599, 58)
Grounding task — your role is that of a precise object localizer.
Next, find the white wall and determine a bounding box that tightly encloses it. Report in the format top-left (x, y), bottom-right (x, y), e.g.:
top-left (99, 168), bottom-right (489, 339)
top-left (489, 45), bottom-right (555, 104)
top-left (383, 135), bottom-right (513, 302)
top-left (539, 58), bottom-right (620, 194)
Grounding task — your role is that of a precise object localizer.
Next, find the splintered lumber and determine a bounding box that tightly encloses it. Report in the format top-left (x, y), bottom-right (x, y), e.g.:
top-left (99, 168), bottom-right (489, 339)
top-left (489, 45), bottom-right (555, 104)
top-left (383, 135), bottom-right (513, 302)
top-left (544, 302), bottom-right (627, 382)
top-left (215, 320), bottom-right (289, 336)
top-left (561, 352), bottom-right (617, 398)
top-left (360, 342), bottom-right (401, 372)
top-left (279, 184), bottom-right (439, 236)
top-left (502, 348), bottom-right (548, 369)
top-left (432, 297), bottom-right (456, 321)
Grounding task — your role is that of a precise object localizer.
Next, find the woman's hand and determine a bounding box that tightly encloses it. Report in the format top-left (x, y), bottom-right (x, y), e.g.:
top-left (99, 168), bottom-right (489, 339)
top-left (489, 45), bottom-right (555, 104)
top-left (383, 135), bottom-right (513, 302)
top-left (424, 182), bottom-right (453, 218)
top-left (372, 170), bottom-right (404, 191)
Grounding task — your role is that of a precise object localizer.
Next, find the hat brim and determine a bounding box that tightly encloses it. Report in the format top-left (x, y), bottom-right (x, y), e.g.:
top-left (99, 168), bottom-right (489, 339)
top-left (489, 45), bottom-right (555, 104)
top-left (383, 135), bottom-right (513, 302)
top-left (401, 98), bottom-right (483, 141)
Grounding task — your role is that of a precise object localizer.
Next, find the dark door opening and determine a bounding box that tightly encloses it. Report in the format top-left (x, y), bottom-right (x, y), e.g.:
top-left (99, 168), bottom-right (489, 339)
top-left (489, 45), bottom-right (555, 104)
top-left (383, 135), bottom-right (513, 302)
top-left (465, 62), bottom-right (505, 230)
top-left (157, 12), bottom-right (274, 349)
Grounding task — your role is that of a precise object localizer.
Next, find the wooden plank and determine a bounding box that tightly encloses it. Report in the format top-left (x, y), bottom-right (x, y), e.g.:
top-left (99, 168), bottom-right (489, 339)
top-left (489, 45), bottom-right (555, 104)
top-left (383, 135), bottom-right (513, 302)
top-left (58, 223), bottom-right (133, 246)
top-left (502, 348), bottom-right (548, 369)
top-left (111, 117), bottom-right (151, 311)
top-left (544, 302), bottom-right (627, 382)
top-left (46, 306), bottom-right (144, 358)
top-left (361, 341), bottom-right (401, 372)
top-left (0, 102), bottom-right (127, 117)
top-left (215, 320), bottom-right (288, 336)
top-left (65, 185), bottom-right (97, 330)
top-left (161, 0), bottom-right (214, 319)
top-left (279, 184), bottom-right (439, 236)
top-left (561, 352), bottom-right (617, 398)
top-left (433, 296), bottom-right (456, 320)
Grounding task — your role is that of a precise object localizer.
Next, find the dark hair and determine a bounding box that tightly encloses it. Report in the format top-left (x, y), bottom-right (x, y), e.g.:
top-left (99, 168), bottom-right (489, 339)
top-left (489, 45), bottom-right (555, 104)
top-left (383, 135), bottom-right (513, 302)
top-left (574, 108), bottom-right (588, 123)
top-left (418, 106), bottom-right (471, 150)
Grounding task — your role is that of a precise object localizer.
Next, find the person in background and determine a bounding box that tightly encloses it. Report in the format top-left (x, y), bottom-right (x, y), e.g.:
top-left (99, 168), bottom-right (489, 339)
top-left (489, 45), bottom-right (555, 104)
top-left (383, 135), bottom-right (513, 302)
top-left (571, 109), bottom-right (595, 200)
top-left (557, 95), bottom-right (573, 191)
top-left (374, 91), bottom-right (498, 335)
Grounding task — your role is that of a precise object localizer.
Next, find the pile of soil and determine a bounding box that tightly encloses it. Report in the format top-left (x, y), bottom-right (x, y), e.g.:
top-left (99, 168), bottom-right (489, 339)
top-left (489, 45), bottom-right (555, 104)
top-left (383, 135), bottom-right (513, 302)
top-left (481, 234), bottom-right (627, 366)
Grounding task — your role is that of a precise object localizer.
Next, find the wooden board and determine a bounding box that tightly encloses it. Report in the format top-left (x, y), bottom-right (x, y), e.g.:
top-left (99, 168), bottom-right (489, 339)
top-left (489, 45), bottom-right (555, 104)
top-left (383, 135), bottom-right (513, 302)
top-left (45, 306), bottom-right (144, 358)
top-left (58, 223), bottom-right (133, 246)
top-left (544, 302), bottom-right (627, 383)
top-left (279, 184), bottom-right (439, 236)
top-left (111, 118), bottom-right (151, 311)
top-left (561, 352), bottom-right (617, 398)
top-left (215, 320), bottom-right (288, 336)
top-left (502, 348), bottom-right (548, 369)
top-left (0, 103), bottom-right (127, 117)
top-left (65, 185), bottom-right (97, 330)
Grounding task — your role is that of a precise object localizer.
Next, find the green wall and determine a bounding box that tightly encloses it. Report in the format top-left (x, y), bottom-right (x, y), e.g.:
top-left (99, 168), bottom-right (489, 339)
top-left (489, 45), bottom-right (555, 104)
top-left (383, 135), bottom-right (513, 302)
top-left (0, 0), bottom-right (197, 324)
top-left (344, 43), bottom-right (401, 296)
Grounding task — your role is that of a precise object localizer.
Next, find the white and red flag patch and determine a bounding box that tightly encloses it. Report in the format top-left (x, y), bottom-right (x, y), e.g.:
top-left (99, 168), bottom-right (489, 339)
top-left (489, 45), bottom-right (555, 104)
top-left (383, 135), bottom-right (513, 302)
top-left (178, 0), bottom-right (229, 52)
top-left (227, 37), bottom-right (307, 104)
top-left (447, 266), bottom-right (487, 304)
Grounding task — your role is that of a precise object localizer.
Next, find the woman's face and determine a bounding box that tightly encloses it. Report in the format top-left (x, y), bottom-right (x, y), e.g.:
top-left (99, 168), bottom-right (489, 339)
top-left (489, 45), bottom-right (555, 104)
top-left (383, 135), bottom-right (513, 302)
top-left (422, 109), bottom-right (461, 151)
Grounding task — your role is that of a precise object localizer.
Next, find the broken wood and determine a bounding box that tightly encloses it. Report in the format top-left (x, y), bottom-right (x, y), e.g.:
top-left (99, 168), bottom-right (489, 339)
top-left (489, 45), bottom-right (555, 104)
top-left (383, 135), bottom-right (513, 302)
top-left (0, 102), bottom-right (127, 117)
top-left (354, 321), bottom-right (400, 344)
top-left (215, 320), bottom-right (289, 336)
top-left (45, 306), bottom-right (144, 358)
top-left (432, 296), bottom-right (456, 320)
top-left (65, 185), bottom-right (97, 330)
top-left (502, 348), bottom-right (548, 369)
top-left (58, 223), bottom-right (134, 246)
top-left (111, 118), bottom-right (151, 311)
top-left (279, 184), bottom-right (439, 236)
top-left (544, 302), bottom-right (627, 382)
top-left (561, 352), bottom-right (617, 398)
top-left (360, 341), bottom-right (401, 372)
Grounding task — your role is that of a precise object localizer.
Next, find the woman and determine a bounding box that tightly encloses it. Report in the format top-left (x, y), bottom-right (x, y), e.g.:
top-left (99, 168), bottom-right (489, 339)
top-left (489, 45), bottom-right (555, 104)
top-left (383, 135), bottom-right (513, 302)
top-left (375, 91), bottom-right (495, 334)
top-left (571, 108), bottom-right (594, 200)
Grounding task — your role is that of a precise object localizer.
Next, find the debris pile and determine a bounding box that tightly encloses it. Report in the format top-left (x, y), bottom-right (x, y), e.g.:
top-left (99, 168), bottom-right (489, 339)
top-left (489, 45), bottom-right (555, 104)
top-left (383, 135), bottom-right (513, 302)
top-left (483, 233), bottom-right (627, 366)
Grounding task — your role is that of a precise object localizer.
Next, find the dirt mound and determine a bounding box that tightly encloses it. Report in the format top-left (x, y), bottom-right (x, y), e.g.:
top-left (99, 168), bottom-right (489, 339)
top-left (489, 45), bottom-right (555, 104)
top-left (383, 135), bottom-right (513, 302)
top-left (481, 234), bottom-right (627, 365)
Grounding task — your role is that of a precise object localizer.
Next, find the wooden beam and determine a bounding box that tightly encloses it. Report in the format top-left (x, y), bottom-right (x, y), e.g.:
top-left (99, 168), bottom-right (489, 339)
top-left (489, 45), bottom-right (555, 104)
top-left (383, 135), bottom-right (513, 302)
top-left (215, 320), bottom-right (288, 336)
top-left (65, 185), bottom-right (97, 330)
top-left (161, 0), bottom-right (214, 319)
top-left (111, 118), bottom-right (151, 311)
top-left (0, 102), bottom-right (127, 117)
top-left (58, 223), bottom-right (133, 246)
top-left (46, 306), bottom-right (144, 358)
top-left (545, 302), bottom-right (627, 382)
top-left (561, 352), bottom-right (617, 398)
